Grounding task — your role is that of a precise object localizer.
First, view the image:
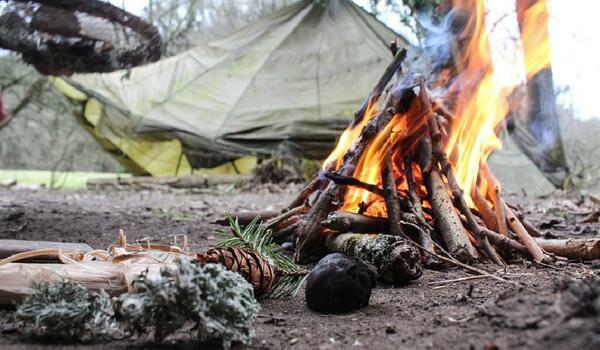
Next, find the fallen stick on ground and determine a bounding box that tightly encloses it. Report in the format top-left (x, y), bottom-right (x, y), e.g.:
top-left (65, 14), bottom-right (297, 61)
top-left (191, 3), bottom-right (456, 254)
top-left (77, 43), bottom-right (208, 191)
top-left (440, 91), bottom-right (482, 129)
top-left (428, 275), bottom-right (494, 285)
top-left (0, 240), bottom-right (92, 261)
top-left (0, 261), bottom-right (166, 304)
top-left (534, 238), bottom-right (600, 261)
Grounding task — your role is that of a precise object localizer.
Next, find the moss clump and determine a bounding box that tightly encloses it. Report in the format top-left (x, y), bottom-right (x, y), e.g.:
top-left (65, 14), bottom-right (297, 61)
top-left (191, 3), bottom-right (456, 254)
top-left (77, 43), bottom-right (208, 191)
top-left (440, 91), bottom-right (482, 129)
top-left (15, 258), bottom-right (260, 349)
top-left (16, 280), bottom-right (117, 343)
top-left (118, 258), bottom-right (260, 349)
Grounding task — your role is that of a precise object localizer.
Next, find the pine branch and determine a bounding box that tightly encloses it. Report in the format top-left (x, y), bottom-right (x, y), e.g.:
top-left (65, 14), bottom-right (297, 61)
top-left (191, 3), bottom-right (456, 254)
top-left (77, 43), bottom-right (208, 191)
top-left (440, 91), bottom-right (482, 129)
top-left (218, 214), bottom-right (309, 298)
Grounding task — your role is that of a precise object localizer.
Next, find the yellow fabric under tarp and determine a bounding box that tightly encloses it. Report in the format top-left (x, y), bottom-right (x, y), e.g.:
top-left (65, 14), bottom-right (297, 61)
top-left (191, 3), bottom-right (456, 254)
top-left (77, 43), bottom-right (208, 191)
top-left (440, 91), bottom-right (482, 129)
top-left (56, 91), bottom-right (257, 176)
top-left (53, 0), bottom-right (411, 176)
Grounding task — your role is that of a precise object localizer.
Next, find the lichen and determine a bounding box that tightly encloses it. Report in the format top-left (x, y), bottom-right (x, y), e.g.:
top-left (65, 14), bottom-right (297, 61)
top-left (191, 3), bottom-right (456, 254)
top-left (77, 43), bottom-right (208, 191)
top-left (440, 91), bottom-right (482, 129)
top-left (16, 280), bottom-right (117, 343)
top-left (337, 234), bottom-right (422, 285)
top-left (118, 258), bottom-right (260, 349)
top-left (15, 258), bottom-right (260, 349)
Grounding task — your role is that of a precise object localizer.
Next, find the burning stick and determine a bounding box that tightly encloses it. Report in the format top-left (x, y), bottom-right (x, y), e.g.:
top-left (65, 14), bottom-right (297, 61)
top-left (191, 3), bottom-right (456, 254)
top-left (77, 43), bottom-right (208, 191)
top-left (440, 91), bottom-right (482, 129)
top-left (381, 153), bottom-right (405, 237)
top-left (405, 158), bottom-right (434, 232)
top-left (480, 165), bottom-right (509, 237)
top-left (426, 169), bottom-right (478, 261)
top-left (293, 56), bottom-right (413, 263)
top-left (472, 185), bottom-right (499, 233)
top-left (414, 84), bottom-right (475, 261)
top-left (324, 172), bottom-right (385, 197)
top-left (321, 211), bottom-right (387, 233)
top-left (419, 80), bottom-right (501, 264)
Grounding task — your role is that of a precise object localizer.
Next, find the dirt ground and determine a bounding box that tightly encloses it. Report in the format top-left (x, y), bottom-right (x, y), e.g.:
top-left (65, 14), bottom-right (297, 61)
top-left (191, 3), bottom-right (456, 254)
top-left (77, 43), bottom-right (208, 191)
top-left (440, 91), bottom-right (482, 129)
top-left (0, 185), bottom-right (599, 350)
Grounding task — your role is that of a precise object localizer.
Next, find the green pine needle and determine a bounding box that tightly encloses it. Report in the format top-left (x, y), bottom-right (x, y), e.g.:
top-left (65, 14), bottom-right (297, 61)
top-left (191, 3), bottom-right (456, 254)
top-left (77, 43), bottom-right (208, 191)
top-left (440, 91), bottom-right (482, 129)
top-left (218, 213), bottom-right (308, 298)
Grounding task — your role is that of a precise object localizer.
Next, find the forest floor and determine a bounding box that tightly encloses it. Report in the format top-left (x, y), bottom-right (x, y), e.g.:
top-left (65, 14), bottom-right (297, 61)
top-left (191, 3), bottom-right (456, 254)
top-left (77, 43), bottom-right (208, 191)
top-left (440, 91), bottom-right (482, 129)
top-left (0, 185), bottom-right (599, 350)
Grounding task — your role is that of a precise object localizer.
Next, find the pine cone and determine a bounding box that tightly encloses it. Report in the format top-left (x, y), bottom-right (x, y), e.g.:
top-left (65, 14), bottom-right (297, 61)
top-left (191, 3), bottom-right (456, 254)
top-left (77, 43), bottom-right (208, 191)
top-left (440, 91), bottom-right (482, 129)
top-left (201, 247), bottom-right (278, 298)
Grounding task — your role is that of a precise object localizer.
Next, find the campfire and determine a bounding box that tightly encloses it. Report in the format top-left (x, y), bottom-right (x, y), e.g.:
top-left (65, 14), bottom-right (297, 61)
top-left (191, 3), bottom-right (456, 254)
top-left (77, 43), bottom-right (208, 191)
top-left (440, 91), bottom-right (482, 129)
top-left (227, 0), bottom-right (598, 274)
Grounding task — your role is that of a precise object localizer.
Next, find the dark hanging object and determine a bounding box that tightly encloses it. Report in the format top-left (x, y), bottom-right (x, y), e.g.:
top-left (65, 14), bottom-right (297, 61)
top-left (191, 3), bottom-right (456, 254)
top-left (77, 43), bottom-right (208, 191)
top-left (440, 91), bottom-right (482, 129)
top-left (0, 0), bottom-right (162, 75)
top-left (202, 247), bottom-right (278, 298)
top-left (305, 253), bottom-right (377, 314)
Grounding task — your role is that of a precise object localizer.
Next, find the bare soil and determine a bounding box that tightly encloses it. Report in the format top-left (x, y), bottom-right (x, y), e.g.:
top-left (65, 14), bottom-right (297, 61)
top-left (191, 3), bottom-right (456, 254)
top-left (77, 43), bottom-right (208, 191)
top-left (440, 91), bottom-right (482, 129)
top-left (0, 186), bottom-right (599, 350)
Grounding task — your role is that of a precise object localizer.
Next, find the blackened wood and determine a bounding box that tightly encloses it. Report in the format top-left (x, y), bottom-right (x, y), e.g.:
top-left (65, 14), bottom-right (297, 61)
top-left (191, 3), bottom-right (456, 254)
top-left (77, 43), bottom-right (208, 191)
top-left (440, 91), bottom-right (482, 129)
top-left (321, 211), bottom-right (387, 233)
top-left (288, 177), bottom-right (323, 209)
top-left (324, 172), bottom-right (384, 197)
top-left (352, 49), bottom-right (407, 127)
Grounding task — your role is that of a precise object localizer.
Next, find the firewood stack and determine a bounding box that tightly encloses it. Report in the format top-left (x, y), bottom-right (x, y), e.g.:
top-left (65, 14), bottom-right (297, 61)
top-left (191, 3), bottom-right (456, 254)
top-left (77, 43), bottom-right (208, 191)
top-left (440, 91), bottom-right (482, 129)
top-left (222, 48), bottom-right (600, 270)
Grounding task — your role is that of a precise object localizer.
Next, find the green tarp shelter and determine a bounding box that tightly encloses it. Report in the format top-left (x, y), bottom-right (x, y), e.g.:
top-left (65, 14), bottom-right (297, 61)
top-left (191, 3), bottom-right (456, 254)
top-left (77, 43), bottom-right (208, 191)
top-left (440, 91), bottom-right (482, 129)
top-left (56, 0), bottom-right (411, 176)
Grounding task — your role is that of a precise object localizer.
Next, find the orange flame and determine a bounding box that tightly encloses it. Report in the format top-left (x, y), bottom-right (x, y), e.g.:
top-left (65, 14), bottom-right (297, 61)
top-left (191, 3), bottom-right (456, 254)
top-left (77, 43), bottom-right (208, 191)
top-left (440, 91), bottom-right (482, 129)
top-left (445, 0), bottom-right (509, 201)
top-left (517, 0), bottom-right (552, 79)
top-left (323, 99), bottom-right (379, 171)
top-left (324, 0), bottom-right (553, 215)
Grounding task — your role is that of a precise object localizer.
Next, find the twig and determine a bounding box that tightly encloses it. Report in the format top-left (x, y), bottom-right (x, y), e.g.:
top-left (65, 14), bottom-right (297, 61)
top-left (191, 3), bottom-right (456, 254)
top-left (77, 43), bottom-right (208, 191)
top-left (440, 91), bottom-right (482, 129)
top-left (288, 177), bottom-right (323, 209)
top-left (405, 158), bottom-right (434, 232)
top-left (262, 205), bottom-right (308, 231)
top-left (428, 275), bottom-right (494, 285)
top-left (472, 185), bottom-right (499, 232)
top-left (481, 165), bottom-right (508, 237)
top-left (410, 238), bottom-right (511, 284)
top-left (324, 172), bottom-right (385, 197)
top-left (381, 153), bottom-right (405, 237)
top-left (445, 168), bottom-right (504, 265)
top-left (503, 203), bottom-right (546, 262)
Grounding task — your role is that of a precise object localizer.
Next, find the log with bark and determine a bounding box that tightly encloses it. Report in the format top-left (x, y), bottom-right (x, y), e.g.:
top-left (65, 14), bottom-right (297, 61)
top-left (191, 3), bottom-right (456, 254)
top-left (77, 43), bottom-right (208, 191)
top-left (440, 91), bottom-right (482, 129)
top-left (325, 233), bottom-right (422, 285)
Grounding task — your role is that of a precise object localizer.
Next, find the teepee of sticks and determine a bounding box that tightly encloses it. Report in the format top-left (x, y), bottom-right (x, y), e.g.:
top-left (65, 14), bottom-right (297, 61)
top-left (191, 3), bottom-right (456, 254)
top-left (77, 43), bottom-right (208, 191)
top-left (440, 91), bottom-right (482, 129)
top-left (226, 0), bottom-right (600, 270)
